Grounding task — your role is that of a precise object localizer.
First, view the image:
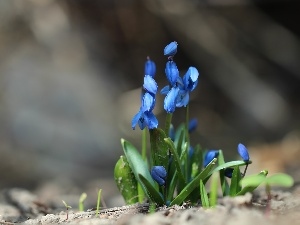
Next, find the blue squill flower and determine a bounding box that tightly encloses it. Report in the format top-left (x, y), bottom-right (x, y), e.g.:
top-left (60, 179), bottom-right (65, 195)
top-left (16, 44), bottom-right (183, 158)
top-left (237, 143), bottom-right (250, 162)
top-left (164, 41), bottom-right (178, 57)
top-left (175, 67), bottom-right (199, 107)
top-left (188, 118), bottom-right (198, 133)
top-left (151, 166), bottom-right (167, 186)
top-left (144, 57), bottom-right (156, 78)
top-left (204, 150), bottom-right (219, 167)
top-left (132, 93), bottom-right (158, 130)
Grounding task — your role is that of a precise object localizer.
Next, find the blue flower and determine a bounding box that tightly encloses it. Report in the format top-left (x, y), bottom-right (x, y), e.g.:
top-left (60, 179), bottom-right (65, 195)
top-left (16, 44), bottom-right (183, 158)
top-left (204, 150), bottom-right (219, 167)
top-left (183, 67), bottom-right (199, 91)
top-left (151, 166), bottom-right (167, 186)
top-left (144, 57), bottom-right (156, 78)
top-left (165, 61), bottom-right (179, 86)
top-left (175, 67), bottom-right (199, 107)
top-left (237, 143), bottom-right (250, 162)
top-left (131, 110), bottom-right (158, 130)
top-left (164, 41), bottom-right (178, 57)
top-left (132, 92), bottom-right (158, 130)
top-left (188, 118), bottom-right (198, 133)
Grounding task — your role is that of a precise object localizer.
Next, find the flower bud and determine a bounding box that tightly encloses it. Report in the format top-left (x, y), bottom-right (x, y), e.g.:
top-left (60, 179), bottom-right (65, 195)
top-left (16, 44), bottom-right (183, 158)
top-left (164, 41), bottom-right (178, 57)
top-left (151, 166), bottom-right (167, 186)
top-left (237, 143), bottom-right (250, 162)
top-left (144, 57), bottom-right (156, 78)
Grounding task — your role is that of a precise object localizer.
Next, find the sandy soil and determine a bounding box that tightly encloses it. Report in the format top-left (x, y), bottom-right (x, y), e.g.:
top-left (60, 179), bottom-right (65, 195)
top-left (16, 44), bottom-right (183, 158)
top-left (0, 184), bottom-right (300, 225)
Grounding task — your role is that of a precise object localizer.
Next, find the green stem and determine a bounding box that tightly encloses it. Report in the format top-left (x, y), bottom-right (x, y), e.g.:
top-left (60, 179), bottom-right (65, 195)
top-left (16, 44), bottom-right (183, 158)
top-left (142, 129), bottom-right (147, 161)
top-left (185, 105), bottom-right (190, 182)
top-left (165, 113), bottom-right (173, 136)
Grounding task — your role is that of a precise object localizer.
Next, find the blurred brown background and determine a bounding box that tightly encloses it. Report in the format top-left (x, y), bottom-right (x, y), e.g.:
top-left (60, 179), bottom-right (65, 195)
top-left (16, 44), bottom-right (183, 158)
top-left (0, 0), bottom-right (300, 196)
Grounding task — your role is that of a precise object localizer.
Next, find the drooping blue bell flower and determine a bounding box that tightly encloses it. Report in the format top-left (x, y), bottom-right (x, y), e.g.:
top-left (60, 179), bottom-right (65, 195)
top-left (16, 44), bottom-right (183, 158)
top-left (183, 67), bottom-right (199, 91)
top-left (164, 41), bottom-right (178, 57)
top-left (188, 118), bottom-right (198, 133)
top-left (151, 166), bottom-right (167, 186)
top-left (144, 57), bottom-right (156, 78)
top-left (204, 150), bottom-right (219, 167)
top-left (175, 67), bottom-right (199, 107)
top-left (132, 93), bottom-right (158, 130)
top-left (131, 110), bottom-right (158, 130)
top-left (237, 143), bottom-right (250, 162)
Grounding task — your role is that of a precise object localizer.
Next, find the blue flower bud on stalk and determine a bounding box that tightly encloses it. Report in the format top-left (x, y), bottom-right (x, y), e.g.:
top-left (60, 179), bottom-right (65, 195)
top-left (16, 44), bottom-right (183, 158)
top-left (151, 166), bottom-right (167, 186)
top-left (237, 143), bottom-right (250, 162)
top-left (164, 41), bottom-right (178, 57)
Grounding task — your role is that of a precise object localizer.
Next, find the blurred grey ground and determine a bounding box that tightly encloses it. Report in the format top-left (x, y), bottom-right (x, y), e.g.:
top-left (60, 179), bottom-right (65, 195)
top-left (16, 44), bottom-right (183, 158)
top-left (0, 0), bottom-right (300, 193)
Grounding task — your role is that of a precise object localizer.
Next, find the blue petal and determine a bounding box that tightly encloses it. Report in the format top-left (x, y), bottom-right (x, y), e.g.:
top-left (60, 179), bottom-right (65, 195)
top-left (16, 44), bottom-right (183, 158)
top-left (144, 58), bottom-right (156, 78)
top-left (183, 67), bottom-right (199, 91)
top-left (204, 150), bottom-right (219, 167)
top-left (160, 85), bottom-right (170, 95)
top-left (143, 75), bottom-right (157, 95)
top-left (164, 41), bottom-right (178, 57)
top-left (131, 110), bottom-right (143, 130)
top-left (176, 91), bottom-right (189, 107)
top-left (165, 61), bottom-right (179, 86)
top-left (144, 111), bottom-right (158, 129)
top-left (164, 87), bottom-right (179, 113)
top-left (141, 92), bottom-right (155, 112)
top-left (138, 115), bottom-right (147, 130)
top-left (237, 143), bottom-right (250, 162)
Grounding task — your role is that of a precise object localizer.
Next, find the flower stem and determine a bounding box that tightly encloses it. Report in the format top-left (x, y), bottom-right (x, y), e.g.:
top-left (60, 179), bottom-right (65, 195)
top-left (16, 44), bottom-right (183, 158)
top-left (142, 128), bottom-right (147, 161)
top-left (165, 113), bottom-right (173, 136)
top-left (185, 105), bottom-right (190, 182)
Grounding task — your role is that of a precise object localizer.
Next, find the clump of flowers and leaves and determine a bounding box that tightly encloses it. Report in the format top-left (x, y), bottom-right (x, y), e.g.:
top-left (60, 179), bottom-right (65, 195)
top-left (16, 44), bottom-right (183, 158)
top-left (114, 42), bottom-right (294, 208)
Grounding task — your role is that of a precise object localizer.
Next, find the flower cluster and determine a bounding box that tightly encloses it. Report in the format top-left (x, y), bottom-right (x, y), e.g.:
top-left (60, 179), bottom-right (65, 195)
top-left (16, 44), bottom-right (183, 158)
top-left (131, 58), bottom-right (158, 130)
top-left (161, 42), bottom-right (200, 113)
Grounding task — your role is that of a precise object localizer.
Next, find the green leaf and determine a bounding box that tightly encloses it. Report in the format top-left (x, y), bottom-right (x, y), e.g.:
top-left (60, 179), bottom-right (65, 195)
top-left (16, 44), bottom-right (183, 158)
top-left (114, 155), bottom-right (139, 204)
top-left (237, 171), bottom-right (268, 195)
top-left (210, 160), bottom-right (250, 176)
top-left (200, 180), bottom-right (209, 208)
top-left (266, 173), bottom-right (294, 187)
top-left (149, 128), bottom-right (169, 169)
top-left (138, 174), bottom-right (164, 205)
top-left (164, 137), bottom-right (186, 184)
top-left (121, 139), bottom-right (158, 202)
top-left (229, 166), bottom-right (242, 196)
top-left (209, 172), bottom-right (219, 207)
top-left (217, 150), bottom-right (229, 196)
top-left (170, 158), bottom-right (217, 206)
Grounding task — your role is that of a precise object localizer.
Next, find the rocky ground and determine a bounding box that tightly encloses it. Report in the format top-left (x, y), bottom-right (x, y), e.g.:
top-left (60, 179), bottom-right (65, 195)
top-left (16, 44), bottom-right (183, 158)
top-left (0, 184), bottom-right (300, 225)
